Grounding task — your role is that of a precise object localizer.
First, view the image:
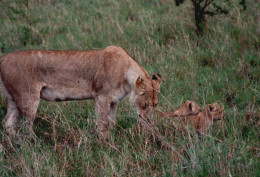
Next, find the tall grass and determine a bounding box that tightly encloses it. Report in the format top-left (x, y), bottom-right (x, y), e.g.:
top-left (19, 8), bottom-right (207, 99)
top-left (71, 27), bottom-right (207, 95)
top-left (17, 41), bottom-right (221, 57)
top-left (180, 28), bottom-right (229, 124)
top-left (0, 0), bottom-right (259, 176)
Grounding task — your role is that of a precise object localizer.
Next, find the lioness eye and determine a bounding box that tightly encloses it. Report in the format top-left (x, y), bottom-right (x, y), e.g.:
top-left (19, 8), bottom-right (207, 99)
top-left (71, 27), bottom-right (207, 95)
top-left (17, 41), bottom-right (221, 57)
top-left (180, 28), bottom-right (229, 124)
top-left (145, 103), bottom-right (150, 107)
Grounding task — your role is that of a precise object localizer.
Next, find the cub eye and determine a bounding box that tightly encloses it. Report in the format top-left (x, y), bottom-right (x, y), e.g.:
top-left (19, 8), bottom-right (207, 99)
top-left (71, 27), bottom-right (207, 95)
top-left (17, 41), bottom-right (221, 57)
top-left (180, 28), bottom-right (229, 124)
top-left (145, 103), bottom-right (150, 107)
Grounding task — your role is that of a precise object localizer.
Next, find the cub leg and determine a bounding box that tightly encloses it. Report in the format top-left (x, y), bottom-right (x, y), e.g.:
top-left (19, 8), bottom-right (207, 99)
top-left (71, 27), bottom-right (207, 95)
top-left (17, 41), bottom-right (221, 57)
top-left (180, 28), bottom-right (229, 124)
top-left (3, 98), bottom-right (19, 136)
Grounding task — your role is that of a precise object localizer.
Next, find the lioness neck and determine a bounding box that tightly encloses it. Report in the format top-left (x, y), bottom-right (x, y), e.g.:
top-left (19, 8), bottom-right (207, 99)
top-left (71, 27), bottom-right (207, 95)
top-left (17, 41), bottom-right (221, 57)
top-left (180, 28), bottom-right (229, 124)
top-left (125, 62), bottom-right (152, 90)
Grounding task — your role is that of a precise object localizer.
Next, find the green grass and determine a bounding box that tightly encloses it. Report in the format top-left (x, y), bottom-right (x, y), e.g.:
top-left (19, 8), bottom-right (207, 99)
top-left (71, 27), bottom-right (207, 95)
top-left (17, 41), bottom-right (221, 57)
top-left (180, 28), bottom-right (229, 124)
top-left (0, 0), bottom-right (259, 176)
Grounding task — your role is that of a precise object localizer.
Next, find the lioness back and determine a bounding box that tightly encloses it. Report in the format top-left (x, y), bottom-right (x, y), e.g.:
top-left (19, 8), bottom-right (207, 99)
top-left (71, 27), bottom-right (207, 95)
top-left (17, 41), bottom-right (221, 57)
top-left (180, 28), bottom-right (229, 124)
top-left (0, 46), bottom-right (132, 102)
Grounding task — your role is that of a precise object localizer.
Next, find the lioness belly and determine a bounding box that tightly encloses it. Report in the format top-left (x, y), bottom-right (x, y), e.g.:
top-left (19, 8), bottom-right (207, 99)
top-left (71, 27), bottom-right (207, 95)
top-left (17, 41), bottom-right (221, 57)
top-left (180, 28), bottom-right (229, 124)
top-left (40, 86), bottom-right (93, 102)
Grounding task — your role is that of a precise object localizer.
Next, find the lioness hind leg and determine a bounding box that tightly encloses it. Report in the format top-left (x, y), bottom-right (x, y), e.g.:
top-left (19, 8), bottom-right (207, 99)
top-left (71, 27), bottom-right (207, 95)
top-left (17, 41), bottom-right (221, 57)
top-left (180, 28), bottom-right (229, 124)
top-left (4, 98), bottom-right (19, 136)
top-left (13, 89), bottom-right (41, 136)
top-left (17, 98), bottom-right (40, 135)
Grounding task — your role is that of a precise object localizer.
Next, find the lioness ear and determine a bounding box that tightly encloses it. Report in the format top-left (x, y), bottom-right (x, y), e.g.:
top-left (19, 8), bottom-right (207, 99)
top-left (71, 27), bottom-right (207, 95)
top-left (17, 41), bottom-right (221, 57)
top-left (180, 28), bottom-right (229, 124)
top-left (152, 73), bottom-right (162, 85)
top-left (135, 77), bottom-right (145, 90)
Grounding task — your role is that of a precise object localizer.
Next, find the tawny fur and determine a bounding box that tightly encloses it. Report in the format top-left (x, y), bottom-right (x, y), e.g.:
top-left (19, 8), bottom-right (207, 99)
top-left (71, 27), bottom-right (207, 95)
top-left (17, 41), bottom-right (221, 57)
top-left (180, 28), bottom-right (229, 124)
top-left (175, 103), bottom-right (224, 133)
top-left (157, 100), bottom-right (200, 117)
top-left (0, 45), bottom-right (162, 138)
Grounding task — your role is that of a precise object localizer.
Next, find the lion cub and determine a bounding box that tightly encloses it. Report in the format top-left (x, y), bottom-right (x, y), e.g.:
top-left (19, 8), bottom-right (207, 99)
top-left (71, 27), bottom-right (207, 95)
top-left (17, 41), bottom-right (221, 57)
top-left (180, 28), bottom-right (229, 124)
top-left (178, 103), bottom-right (224, 133)
top-left (171, 100), bottom-right (200, 117)
top-left (157, 100), bottom-right (200, 117)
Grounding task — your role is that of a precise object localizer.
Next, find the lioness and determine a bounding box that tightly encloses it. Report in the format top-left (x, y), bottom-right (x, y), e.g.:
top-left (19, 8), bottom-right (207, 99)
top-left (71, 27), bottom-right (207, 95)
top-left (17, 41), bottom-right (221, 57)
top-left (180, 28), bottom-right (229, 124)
top-left (157, 100), bottom-right (200, 117)
top-left (176, 103), bottom-right (224, 133)
top-left (0, 45), bottom-right (162, 138)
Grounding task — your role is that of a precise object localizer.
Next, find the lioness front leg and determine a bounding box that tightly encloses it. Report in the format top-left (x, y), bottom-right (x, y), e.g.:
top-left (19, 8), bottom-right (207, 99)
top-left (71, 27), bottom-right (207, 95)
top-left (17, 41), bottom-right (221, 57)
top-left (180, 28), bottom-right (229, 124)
top-left (94, 96), bottom-right (117, 139)
top-left (109, 101), bottom-right (118, 130)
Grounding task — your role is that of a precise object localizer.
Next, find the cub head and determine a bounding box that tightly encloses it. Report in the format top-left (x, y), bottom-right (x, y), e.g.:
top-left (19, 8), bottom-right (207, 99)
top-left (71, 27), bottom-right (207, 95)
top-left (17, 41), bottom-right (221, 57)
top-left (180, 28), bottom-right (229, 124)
top-left (132, 73), bottom-right (162, 118)
top-left (206, 103), bottom-right (224, 121)
top-left (172, 100), bottom-right (200, 116)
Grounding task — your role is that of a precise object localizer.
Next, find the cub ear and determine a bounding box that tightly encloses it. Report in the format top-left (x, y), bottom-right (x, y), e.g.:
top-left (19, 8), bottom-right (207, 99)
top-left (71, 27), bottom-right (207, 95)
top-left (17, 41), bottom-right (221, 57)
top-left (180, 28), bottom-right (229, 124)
top-left (184, 100), bottom-right (189, 104)
top-left (152, 73), bottom-right (162, 85)
top-left (189, 103), bottom-right (193, 111)
top-left (209, 105), bottom-right (214, 112)
top-left (135, 77), bottom-right (146, 90)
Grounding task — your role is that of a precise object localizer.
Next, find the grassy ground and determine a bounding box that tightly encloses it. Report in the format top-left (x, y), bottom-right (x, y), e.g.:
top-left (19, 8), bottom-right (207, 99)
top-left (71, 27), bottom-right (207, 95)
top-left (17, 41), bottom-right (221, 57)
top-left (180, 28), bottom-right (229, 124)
top-left (0, 0), bottom-right (259, 176)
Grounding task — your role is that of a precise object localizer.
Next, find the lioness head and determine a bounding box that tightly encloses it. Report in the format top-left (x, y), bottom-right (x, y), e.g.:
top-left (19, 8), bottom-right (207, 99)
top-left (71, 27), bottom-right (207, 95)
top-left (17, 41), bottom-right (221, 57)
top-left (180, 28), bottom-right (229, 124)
top-left (172, 100), bottom-right (200, 116)
top-left (132, 73), bottom-right (162, 118)
top-left (205, 103), bottom-right (224, 121)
